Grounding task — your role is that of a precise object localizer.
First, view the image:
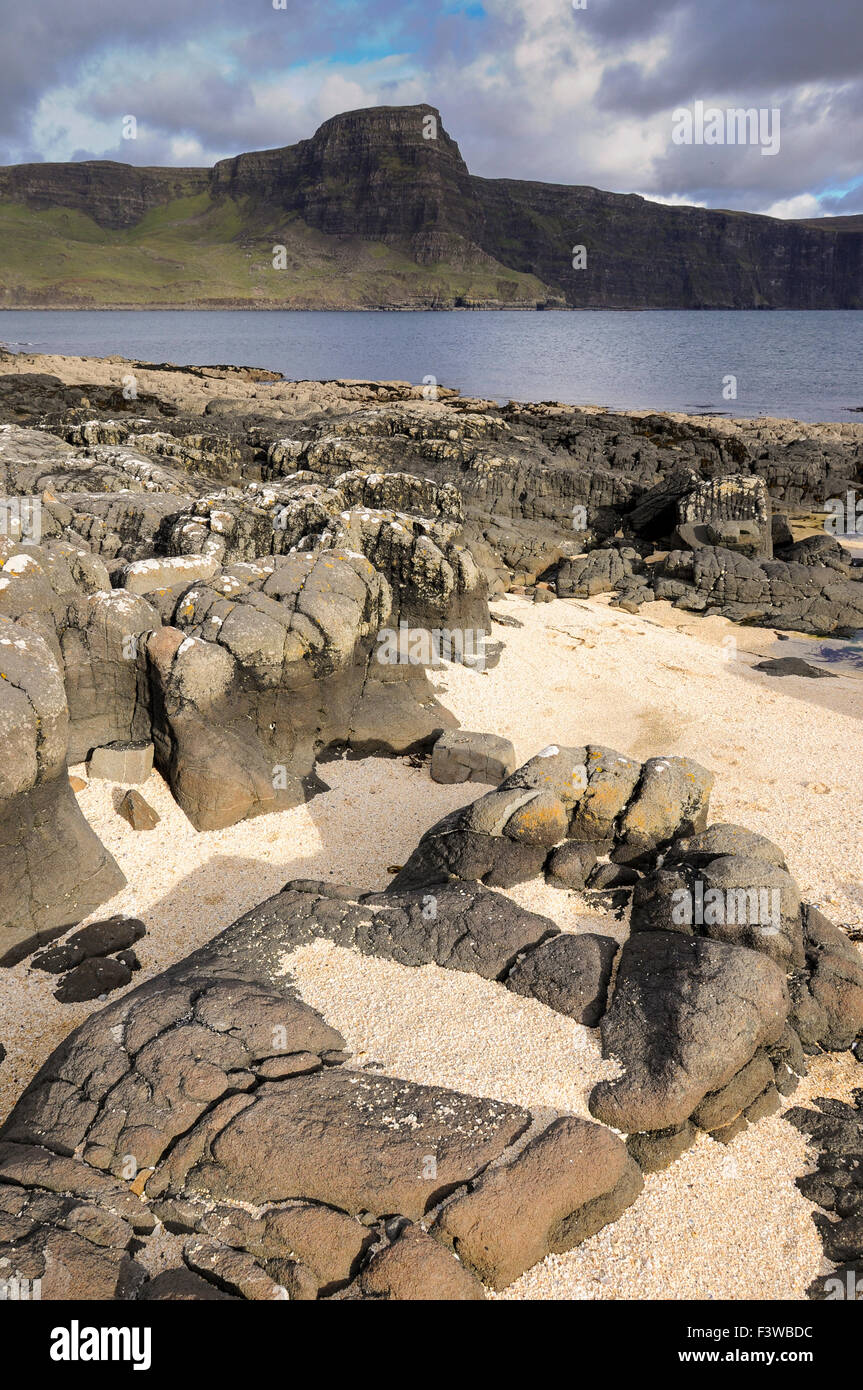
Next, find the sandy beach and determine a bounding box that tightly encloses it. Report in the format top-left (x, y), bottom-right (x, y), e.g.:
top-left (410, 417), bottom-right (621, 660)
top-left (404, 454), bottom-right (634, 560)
top-left (2, 591), bottom-right (860, 1299)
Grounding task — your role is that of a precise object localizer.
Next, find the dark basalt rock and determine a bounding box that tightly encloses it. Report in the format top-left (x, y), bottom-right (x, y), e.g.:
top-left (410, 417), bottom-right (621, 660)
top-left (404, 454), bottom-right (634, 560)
top-left (588, 931), bottom-right (790, 1134)
top-left (54, 955), bottom-right (133, 1003)
top-left (786, 1092), bottom-right (863, 1294)
top-left (505, 932), bottom-right (618, 1025)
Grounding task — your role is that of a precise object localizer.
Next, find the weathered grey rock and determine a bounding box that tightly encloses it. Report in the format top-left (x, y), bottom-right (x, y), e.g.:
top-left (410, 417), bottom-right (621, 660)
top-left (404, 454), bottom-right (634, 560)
top-left (678, 474), bottom-right (772, 559)
top-left (360, 882), bottom-right (558, 979)
top-left (430, 729), bottom-right (515, 786)
top-left (391, 744), bottom-right (715, 891)
top-left (0, 619), bottom-right (125, 965)
top-left (121, 555), bottom-right (219, 595)
top-left (616, 756), bottom-right (714, 860)
top-left (666, 823), bottom-right (787, 870)
top-left (87, 740), bottom-right (154, 783)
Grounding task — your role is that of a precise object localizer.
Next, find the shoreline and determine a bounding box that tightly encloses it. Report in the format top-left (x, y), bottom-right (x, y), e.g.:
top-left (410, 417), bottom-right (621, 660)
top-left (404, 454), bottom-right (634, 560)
top-left (3, 344), bottom-right (863, 431)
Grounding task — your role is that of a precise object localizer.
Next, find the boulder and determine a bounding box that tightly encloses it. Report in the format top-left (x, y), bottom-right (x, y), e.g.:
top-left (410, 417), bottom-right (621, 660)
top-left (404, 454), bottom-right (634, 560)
top-left (358, 1225), bottom-right (485, 1300)
top-left (430, 729), bottom-right (515, 786)
top-left (505, 932), bottom-right (618, 1025)
top-left (432, 1116), bottom-right (640, 1290)
top-left (0, 619), bottom-right (125, 965)
top-left (589, 932), bottom-right (790, 1134)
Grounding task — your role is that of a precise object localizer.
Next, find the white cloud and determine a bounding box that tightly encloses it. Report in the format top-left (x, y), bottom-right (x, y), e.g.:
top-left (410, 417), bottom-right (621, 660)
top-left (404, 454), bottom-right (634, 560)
top-left (761, 193), bottom-right (823, 218)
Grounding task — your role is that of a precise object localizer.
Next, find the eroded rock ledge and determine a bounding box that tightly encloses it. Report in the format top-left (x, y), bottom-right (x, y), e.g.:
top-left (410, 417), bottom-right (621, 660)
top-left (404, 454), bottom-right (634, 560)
top-left (1, 746), bottom-right (860, 1300)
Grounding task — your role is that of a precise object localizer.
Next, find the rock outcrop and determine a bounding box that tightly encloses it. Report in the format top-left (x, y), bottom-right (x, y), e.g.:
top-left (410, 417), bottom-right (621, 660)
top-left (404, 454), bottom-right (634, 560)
top-left (0, 617), bottom-right (125, 964)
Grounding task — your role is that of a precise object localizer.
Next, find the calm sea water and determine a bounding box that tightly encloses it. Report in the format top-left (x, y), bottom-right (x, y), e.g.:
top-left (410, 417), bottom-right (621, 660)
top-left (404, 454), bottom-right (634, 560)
top-left (1, 309), bottom-right (862, 423)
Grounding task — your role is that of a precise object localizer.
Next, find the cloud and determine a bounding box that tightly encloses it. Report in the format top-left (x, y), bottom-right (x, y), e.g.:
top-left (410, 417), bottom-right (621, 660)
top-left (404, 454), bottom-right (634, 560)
top-left (0, 0), bottom-right (859, 221)
top-left (762, 194), bottom-right (824, 220)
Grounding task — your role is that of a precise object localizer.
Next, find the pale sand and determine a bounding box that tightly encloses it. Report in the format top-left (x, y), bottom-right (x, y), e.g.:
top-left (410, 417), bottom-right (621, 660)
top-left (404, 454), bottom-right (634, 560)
top-left (287, 940), bottom-right (861, 1301)
top-left (1, 592), bottom-right (861, 1298)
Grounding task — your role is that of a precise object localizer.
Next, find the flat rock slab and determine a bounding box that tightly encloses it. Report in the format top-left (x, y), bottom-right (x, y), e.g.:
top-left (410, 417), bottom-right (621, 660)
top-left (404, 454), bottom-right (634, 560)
top-left (754, 657), bottom-right (838, 679)
top-left (153, 1071), bottom-right (531, 1221)
top-left (88, 741), bottom-right (154, 784)
top-left (430, 730), bottom-right (516, 786)
top-left (121, 555), bottom-right (219, 595)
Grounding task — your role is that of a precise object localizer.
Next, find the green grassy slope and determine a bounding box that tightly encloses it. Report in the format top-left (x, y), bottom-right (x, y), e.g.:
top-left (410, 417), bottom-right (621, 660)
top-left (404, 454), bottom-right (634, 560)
top-left (0, 194), bottom-right (551, 308)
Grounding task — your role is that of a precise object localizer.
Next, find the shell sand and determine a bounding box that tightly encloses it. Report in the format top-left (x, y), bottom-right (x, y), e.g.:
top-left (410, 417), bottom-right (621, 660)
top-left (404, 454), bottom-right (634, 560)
top-left (1, 593), bottom-right (860, 1299)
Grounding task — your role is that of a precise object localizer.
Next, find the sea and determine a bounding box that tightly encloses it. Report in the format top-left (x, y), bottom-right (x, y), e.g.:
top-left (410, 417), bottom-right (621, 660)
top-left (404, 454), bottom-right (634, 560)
top-left (1, 308), bottom-right (861, 423)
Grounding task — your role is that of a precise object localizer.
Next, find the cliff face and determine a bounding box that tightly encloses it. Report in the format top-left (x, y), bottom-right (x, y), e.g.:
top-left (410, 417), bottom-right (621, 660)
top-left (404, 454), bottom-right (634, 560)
top-left (477, 178), bottom-right (863, 309)
top-left (210, 103), bottom-right (493, 269)
top-left (0, 161), bottom-right (208, 230)
top-left (0, 103), bottom-right (861, 308)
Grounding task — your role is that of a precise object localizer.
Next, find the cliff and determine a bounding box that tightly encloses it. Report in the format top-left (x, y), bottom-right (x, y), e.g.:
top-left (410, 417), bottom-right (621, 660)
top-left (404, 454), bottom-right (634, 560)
top-left (0, 103), bottom-right (860, 309)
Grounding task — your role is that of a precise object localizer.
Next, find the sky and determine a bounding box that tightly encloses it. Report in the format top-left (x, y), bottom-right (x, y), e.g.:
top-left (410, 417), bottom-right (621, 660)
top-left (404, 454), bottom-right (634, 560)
top-left (1, 0), bottom-right (862, 218)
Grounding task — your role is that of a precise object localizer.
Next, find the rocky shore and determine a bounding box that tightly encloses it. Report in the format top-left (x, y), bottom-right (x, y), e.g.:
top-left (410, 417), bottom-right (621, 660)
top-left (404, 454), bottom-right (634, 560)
top-left (0, 349), bottom-right (860, 1301)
